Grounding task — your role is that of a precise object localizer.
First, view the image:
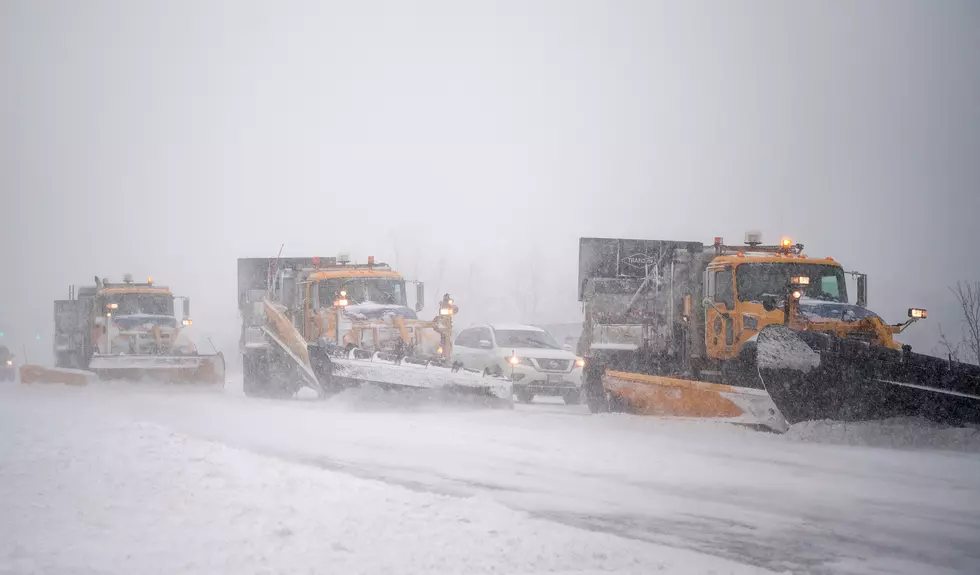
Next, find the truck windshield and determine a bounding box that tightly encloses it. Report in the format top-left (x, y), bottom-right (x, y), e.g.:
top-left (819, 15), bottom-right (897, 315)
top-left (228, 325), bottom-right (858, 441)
top-left (736, 263), bottom-right (847, 303)
top-left (319, 278), bottom-right (407, 307)
top-left (104, 293), bottom-right (174, 316)
top-left (494, 329), bottom-right (561, 350)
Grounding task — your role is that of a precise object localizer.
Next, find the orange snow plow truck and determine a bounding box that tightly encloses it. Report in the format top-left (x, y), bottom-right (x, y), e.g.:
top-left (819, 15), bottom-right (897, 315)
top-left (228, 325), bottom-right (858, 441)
top-left (579, 234), bottom-right (980, 432)
top-left (33, 274), bottom-right (225, 385)
top-left (237, 254), bottom-right (511, 404)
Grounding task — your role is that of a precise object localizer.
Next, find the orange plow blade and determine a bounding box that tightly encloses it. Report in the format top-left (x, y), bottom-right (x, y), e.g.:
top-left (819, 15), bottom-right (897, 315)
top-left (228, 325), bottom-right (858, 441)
top-left (603, 370), bottom-right (788, 432)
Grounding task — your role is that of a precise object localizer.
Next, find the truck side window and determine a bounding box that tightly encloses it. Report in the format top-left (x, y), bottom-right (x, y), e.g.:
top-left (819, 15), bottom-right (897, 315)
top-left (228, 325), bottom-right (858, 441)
top-left (714, 270), bottom-right (735, 309)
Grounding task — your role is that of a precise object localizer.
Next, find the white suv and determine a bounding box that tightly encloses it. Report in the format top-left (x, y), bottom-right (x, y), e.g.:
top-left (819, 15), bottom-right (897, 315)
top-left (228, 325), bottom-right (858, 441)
top-left (452, 324), bottom-right (585, 404)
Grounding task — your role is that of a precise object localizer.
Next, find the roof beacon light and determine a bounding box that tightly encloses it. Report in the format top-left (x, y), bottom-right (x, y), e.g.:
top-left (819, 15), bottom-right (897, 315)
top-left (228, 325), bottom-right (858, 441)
top-left (909, 308), bottom-right (928, 319)
top-left (147, 276), bottom-right (153, 285)
top-left (368, 255), bottom-right (375, 266)
top-left (781, 238), bottom-right (793, 248)
top-left (744, 230), bottom-right (763, 245)
top-left (714, 236), bottom-right (723, 246)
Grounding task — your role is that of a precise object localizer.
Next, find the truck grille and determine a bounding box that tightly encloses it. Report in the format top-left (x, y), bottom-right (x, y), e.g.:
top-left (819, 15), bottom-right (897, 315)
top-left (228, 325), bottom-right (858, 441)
top-left (536, 359), bottom-right (571, 371)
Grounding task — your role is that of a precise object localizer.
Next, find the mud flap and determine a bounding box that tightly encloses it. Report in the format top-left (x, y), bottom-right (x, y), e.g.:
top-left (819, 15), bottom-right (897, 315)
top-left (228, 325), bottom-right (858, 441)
top-left (757, 324), bottom-right (980, 426)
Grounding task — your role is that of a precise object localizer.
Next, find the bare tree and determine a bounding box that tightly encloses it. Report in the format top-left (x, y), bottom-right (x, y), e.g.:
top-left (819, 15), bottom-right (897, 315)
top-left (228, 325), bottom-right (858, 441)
top-left (948, 280), bottom-right (980, 365)
top-left (936, 323), bottom-right (961, 362)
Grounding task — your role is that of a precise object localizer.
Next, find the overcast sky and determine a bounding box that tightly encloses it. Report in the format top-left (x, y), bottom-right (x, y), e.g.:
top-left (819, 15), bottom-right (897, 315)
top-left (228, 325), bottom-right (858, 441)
top-left (2, 1), bottom-right (978, 365)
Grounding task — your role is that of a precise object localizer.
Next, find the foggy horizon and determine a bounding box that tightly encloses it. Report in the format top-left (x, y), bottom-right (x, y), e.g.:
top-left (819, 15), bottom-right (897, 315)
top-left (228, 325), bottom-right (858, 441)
top-left (3, 1), bottom-right (978, 364)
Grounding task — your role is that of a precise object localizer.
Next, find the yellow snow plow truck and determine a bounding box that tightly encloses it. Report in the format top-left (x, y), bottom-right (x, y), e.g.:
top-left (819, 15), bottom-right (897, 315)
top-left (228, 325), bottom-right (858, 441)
top-left (50, 275), bottom-right (225, 384)
top-left (237, 254), bottom-right (511, 405)
top-left (579, 234), bottom-right (980, 432)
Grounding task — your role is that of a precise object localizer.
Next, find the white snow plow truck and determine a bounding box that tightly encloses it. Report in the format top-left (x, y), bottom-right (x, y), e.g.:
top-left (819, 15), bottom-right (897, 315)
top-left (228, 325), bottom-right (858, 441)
top-left (51, 275), bottom-right (225, 384)
top-left (237, 254), bottom-right (512, 405)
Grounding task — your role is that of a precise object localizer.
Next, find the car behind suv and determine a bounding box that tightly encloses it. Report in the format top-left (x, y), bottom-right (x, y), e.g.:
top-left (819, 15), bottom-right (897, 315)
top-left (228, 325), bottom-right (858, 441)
top-left (452, 324), bottom-right (584, 404)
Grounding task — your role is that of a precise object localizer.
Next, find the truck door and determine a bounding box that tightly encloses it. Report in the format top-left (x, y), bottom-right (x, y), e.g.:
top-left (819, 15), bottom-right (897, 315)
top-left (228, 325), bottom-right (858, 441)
top-left (705, 267), bottom-right (737, 360)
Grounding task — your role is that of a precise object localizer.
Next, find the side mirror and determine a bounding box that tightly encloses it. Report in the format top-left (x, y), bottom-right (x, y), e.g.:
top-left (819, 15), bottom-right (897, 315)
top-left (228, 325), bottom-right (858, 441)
top-left (182, 297), bottom-right (190, 318)
top-left (478, 339), bottom-right (493, 350)
top-left (762, 295), bottom-right (776, 312)
top-left (415, 282), bottom-right (425, 312)
top-left (563, 344), bottom-right (572, 351)
top-left (856, 275), bottom-right (867, 307)
top-left (702, 296), bottom-right (730, 319)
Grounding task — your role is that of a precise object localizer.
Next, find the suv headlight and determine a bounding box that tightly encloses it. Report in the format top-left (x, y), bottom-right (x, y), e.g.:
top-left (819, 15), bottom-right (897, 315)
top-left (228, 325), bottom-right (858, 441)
top-left (575, 358), bottom-right (585, 368)
top-left (507, 356), bottom-right (534, 367)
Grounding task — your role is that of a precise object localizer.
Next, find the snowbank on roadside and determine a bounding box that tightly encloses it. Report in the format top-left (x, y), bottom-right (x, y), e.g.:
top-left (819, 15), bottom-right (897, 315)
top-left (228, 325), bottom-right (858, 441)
top-left (785, 417), bottom-right (980, 452)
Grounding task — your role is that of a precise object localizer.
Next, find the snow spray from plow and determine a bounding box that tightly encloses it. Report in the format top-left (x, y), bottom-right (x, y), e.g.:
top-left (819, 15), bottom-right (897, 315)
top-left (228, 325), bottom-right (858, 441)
top-left (756, 324), bottom-right (980, 427)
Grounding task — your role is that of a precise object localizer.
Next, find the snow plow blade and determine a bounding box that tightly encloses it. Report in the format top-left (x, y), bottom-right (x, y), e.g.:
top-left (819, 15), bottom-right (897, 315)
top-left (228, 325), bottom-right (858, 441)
top-left (756, 324), bottom-right (980, 426)
top-left (321, 348), bottom-right (513, 407)
top-left (87, 353), bottom-right (225, 385)
top-left (19, 365), bottom-right (97, 386)
top-left (596, 370), bottom-right (788, 432)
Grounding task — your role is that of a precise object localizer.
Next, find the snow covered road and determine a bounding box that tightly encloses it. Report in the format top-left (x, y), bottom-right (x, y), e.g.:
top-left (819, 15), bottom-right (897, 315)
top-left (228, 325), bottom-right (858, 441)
top-left (2, 382), bottom-right (980, 575)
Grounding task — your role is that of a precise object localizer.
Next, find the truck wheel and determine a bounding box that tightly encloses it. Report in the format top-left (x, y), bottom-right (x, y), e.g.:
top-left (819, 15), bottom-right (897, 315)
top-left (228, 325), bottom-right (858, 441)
top-left (584, 359), bottom-right (608, 413)
top-left (562, 389), bottom-right (581, 405)
top-left (586, 393), bottom-right (609, 413)
top-left (243, 353), bottom-right (272, 398)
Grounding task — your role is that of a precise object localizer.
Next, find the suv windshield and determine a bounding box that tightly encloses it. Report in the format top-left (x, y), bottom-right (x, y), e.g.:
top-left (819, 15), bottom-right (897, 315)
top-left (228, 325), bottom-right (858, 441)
top-left (319, 278), bottom-right (407, 306)
top-left (104, 293), bottom-right (174, 316)
top-left (494, 329), bottom-right (561, 349)
top-left (736, 263), bottom-right (847, 303)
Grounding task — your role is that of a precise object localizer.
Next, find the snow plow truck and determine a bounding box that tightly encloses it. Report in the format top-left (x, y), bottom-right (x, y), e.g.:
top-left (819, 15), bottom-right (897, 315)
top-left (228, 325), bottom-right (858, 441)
top-left (49, 275), bottom-right (225, 384)
top-left (237, 254), bottom-right (511, 405)
top-left (579, 234), bottom-right (980, 432)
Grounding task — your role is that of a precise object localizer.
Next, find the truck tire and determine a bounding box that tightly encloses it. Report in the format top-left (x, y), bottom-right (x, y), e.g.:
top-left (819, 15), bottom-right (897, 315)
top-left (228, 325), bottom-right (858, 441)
top-left (562, 389), bottom-right (581, 405)
top-left (243, 353), bottom-right (292, 399)
top-left (584, 358), bottom-right (608, 413)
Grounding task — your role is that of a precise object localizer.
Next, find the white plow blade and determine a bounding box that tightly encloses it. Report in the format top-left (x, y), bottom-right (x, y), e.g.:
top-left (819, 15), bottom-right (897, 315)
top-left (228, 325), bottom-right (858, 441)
top-left (88, 354), bottom-right (217, 370)
top-left (333, 353), bottom-right (512, 401)
top-left (89, 355), bottom-right (216, 369)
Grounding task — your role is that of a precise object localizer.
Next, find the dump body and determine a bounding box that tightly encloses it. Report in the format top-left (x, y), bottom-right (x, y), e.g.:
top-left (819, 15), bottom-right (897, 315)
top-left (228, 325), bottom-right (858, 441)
top-left (577, 237), bottom-right (707, 363)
